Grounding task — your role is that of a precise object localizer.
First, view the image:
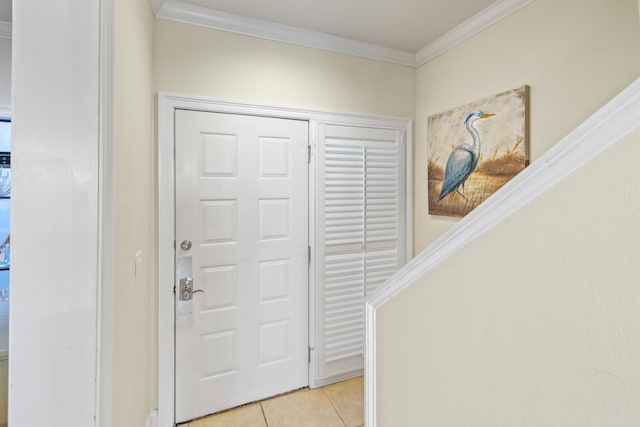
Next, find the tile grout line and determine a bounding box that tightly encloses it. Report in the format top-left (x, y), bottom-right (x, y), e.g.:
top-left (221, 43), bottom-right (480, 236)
top-left (259, 401), bottom-right (269, 426)
top-left (320, 387), bottom-right (349, 427)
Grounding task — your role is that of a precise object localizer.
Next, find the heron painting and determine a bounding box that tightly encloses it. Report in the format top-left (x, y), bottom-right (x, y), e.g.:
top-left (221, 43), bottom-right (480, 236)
top-left (428, 86), bottom-right (529, 217)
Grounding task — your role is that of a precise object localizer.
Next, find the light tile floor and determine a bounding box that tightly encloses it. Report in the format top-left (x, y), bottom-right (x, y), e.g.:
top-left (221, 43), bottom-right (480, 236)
top-left (182, 376), bottom-right (364, 427)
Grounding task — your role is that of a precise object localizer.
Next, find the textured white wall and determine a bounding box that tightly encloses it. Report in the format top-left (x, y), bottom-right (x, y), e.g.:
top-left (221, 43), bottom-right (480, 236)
top-left (10, 0), bottom-right (100, 425)
top-left (414, 0), bottom-right (640, 252)
top-left (113, 0), bottom-right (156, 426)
top-left (0, 38), bottom-right (10, 108)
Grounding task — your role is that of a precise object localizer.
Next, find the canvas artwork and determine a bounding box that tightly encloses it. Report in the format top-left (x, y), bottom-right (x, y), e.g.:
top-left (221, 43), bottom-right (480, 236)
top-left (428, 85), bottom-right (529, 217)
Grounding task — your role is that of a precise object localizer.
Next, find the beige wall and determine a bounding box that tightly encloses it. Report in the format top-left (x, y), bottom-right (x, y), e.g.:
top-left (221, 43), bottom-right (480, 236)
top-left (0, 38), bottom-right (10, 108)
top-left (113, 0), bottom-right (156, 425)
top-left (414, 0), bottom-right (640, 251)
top-left (154, 19), bottom-right (416, 118)
top-left (115, 0), bottom-right (639, 424)
top-left (378, 0), bottom-right (640, 425)
top-left (116, 16), bottom-right (414, 425)
top-left (378, 128), bottom-right (640, 425)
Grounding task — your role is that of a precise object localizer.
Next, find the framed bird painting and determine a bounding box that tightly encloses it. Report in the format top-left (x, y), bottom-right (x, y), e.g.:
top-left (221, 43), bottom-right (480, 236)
top-left (427, 85), bottom-right (529, 217)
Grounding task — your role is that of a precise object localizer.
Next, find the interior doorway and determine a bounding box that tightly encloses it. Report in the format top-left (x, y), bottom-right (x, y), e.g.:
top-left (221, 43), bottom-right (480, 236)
top-left (157, 93), bottom-right (413, 426)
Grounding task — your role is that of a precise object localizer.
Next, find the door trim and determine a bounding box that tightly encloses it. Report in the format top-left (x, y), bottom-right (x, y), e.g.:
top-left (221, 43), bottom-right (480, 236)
top-left (157, 92), bottom-right (412, 427)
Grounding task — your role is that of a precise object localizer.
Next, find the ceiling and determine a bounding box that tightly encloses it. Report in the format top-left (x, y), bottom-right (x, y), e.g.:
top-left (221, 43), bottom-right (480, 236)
top-left (172, 0), bottom-right (498, 53)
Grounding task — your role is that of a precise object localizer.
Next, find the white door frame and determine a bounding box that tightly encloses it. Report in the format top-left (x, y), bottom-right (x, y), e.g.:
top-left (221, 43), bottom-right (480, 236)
top-left (157, 92), bottom-right (412, 427)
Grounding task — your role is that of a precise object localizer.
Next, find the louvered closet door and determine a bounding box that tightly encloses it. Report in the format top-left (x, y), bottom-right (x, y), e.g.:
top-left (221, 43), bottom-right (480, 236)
top-left (315, 124), bottom-right (405, 382)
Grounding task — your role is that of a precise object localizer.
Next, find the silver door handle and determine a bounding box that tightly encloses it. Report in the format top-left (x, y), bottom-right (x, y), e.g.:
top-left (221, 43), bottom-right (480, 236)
top-left (179, 277), bottom-right (204, 301)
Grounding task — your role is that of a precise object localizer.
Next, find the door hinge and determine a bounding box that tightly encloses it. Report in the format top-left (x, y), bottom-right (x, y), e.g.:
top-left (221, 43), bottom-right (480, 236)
top-left (308, 245), bottom-right (311, 264)
top-left (308, 144), bottom-right (311, 163)
top-left (308, 346), bottom-right (312, 363)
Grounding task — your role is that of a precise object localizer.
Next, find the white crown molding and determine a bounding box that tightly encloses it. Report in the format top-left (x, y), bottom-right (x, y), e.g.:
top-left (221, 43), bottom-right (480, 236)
top-left (0, 21), bottom-right (11, 39)
top-left (150, 0), bottom-right (167, 14)
top-left (155, 0), bottom-right (416, 67)
top-left (154, 0), bottom-right (536, 67)
top-left (416, 0), bottom-right (535, 66)
top-left (364, 77), bottom-right (640, 426)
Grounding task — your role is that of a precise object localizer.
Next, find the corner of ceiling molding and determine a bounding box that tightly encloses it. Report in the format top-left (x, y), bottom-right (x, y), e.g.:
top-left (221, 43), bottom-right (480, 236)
top-left (0, 21), bottom-right (12, 39)
top-left (416, 0), bottom-right (536, 67)
top-left (150, 0), bottom-right (169, 15)
top-left (155, 0), bottom-right (416, 67)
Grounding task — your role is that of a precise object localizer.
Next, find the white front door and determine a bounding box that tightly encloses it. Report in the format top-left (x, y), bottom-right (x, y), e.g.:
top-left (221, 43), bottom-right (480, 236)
top-left (174, 110), bottom-right (309, 423)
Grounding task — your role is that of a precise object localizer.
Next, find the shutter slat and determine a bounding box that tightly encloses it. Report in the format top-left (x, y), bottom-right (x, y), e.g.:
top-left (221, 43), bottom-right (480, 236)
top-left (318, 124), bottom-right (404, 381)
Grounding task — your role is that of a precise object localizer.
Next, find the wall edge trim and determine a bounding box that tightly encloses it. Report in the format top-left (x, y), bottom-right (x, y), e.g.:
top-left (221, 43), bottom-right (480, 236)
top-left (96, 0), bottom-right (114, 425)
top-left (364, 77), bottom-right (640, 426)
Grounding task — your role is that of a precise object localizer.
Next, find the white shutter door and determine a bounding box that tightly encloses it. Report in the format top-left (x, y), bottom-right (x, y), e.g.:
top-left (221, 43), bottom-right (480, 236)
top-left (315, 124), bottom-right (405, 383)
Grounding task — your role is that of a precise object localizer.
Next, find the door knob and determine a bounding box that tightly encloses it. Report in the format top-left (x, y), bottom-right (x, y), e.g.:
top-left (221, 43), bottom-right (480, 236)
top-left (180, 240), bottom-right (192, 251)
top-left (179, 277), bottom-right (204, 301)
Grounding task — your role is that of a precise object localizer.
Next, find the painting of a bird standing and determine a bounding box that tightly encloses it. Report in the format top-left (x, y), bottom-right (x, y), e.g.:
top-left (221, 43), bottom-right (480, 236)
top-left (428, 86), bottom-right (529, 217)
top-left (438, 111), bottom-right (495, 203)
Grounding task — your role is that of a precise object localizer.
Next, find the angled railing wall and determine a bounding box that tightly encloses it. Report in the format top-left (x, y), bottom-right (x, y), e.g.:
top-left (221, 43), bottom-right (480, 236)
top-left (364, 77), bottom-right (640, 426)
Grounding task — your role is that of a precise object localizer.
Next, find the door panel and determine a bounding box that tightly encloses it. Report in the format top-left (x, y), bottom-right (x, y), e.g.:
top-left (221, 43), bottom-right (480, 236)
top-left (175, 110), bottom-right (309, 423)
top-left (314, 124), bottom-right (405, 383)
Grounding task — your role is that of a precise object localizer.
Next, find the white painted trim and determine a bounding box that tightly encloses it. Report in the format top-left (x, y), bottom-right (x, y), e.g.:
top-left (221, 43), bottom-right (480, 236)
top-left (157, 93), bottom-right (176, 427)
top-left (307, 120), bottom-right (318, 389)
top-left (0, 21), bottom-right (10, 39)
top-left (364, 78), bottom-right (640, 426)
top-left (155, 0), bottom-right (416, 67)
top-left (416, 0), bottom-right (535, 66)
top-left (0, 107), bottom-right (10, 118)
top-left (96, 0), bottom-right (114, 425)
top-left (403, 127), bottom-right (413, 260)
top-left (157, 92), bottom-right (412, 426)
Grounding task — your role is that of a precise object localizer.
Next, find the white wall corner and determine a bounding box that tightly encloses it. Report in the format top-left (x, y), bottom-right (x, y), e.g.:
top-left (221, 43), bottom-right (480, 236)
top-left (0, 21), bottom-right (11, 39)
top-left (154, 0), bottom-right (416, 67)
top-left (416, 0), bottom-right (536, 66)
top-left (97, 0), bottom-right (114, 426)
top-left (364, 77), bottom-right (640, 426)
